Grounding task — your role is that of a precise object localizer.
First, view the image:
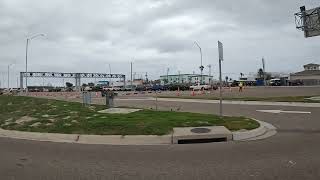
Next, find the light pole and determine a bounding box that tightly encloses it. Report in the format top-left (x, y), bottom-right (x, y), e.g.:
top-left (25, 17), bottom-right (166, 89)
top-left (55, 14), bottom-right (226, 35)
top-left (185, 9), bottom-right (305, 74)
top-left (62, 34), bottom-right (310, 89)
top-left (25, 33), bottom-right (45, 93)
top-left (107, 63), bottom-right (112, 86)
top-left (194, 41), bottom-right (203, 85)
top-left (166, 67), bottom-right (169, 85)
top-left (130, 61), bottom-right (133, 90)
top-left (218, 41), bottom-right (224, 117)
top-left (7, 64), bottom-right (14, 90)
top-left (207, 64), bottom-right (212, 86)
top-left (262, 57), bottom-right (266, 86)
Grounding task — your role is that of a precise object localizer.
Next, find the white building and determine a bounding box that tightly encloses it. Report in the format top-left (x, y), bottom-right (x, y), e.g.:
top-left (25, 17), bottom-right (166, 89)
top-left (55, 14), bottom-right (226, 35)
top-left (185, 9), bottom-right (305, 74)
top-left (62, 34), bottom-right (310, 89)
top-left (160, 74), bottom-right (214, 85)
top-left (290, 63), bottom-right (320, 85)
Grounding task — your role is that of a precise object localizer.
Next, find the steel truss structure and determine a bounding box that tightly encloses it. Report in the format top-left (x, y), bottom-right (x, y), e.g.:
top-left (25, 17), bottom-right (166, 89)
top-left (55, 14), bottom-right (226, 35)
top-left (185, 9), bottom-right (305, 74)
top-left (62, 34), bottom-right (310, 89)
top-left (20, 72), bottom-right (126, 91)
top-left (295, 6), bottom-right (320, 38)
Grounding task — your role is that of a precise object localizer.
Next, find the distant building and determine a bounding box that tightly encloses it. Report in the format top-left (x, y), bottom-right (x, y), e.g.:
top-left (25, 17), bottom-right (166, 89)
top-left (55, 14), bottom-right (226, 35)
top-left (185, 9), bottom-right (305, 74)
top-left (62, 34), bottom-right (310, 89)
top-left (290, 63), bottom-right (320, 85)
top-left (160, 74), bottom-right (214, 85)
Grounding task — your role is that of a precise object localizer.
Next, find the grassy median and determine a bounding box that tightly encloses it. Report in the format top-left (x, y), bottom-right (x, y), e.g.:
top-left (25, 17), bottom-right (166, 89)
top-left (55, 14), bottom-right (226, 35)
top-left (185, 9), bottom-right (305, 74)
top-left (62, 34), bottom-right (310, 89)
top-left (0, 96), bottom-right (259, 135)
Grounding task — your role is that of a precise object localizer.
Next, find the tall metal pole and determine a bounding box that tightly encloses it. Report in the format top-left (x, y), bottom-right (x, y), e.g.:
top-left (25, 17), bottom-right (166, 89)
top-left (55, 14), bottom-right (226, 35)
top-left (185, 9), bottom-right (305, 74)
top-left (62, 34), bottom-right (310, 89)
top-left (219, 59), bottom-right (222, 117)
top-left (25, 33), bottom-right (45, 93)
top-left (130, 62), bottom-right (133, 90)
top-left (194, 41), bottom-right (203, 85)
top-left (108, 64), bottom-right (112, 86)
top-left (25, 39), bottom-right (29, 93)
top-left (262, 57), bottom-right (266, 86)
top-left (166, 68), bottom-right (169, 84)
top-left (7, 64), bottom-right (14, 90)
top-left (207, 64), bottom-right (212, 86)
top-left (7, 65), bottom-right (10, 90)
top-left (218, 41), bottom-right (224, 117)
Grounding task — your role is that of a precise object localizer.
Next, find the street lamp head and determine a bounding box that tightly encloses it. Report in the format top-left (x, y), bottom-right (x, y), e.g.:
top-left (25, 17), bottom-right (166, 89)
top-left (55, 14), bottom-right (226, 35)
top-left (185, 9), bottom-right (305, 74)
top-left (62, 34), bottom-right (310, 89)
top-left (194, 41), bottom-right (201, 49)
top-left (29, 33), bottom-right (46, 40)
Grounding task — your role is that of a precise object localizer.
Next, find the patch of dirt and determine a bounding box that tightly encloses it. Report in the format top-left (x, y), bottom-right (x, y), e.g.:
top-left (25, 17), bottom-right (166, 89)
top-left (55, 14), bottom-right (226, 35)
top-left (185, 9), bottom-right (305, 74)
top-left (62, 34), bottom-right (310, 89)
top-left (5, 118), bottom-right (13, 122)
top-left (69, 111), bottom-right (78, 114)
top-left (62, 116), bottom-right (71, 120)
top-left (85, 117), bottom-right (92, 119)
top-left (195, 121), bottom-right (210, 125)
top-left (15, 116), bottom-right (37, 125)
top-left (48, 119), bottom-right (56, 123)
top-left (45, 123), bottom-right (53, 126)
top-left (88, 106), bottom-right (96, 111)
top-left (71, 120), bottom-right (78, 123)
top-left (42, 114), bottom-right (50, 118)
top-left (2, 122), bottom-right (12, 126)
top-left (64, 123), bottom-right (72, 127)
top-left (7, 102), bottom-right (12, 105)
top-left (30, 122), bottom-right (41, 127)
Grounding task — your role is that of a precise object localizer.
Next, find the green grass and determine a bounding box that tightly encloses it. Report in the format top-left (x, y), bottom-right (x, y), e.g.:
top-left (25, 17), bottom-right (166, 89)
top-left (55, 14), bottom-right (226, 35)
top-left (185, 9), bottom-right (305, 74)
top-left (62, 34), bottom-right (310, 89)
top-left (157, 95), bottom-right (320, 103)
top-left (0, 95), bottom-right (259, 135)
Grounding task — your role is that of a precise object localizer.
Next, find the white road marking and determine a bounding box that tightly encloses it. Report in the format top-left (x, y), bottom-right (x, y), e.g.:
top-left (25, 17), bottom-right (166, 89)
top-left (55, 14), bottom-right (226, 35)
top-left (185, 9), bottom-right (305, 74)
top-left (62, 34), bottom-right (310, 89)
top-left (256, 110), bottom-right (311, 114)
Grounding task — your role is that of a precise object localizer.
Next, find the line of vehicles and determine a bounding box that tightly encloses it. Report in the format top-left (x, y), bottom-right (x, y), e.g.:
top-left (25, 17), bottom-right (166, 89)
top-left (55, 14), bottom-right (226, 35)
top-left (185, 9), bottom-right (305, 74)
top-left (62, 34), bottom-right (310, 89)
top-left (88, 84), bottom-right (217, 92)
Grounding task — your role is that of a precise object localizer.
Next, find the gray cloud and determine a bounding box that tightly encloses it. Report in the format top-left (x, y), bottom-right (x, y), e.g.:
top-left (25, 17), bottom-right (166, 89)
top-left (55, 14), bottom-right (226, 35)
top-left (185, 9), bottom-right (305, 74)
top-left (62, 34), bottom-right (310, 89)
top-left (0, 0), bottom-right (320, 87)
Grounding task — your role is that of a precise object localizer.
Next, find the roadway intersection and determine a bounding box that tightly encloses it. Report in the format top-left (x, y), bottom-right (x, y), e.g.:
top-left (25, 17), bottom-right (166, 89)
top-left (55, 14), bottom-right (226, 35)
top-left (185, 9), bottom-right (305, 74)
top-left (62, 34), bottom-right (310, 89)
top-left (0, 97), bottom-right (319, 180)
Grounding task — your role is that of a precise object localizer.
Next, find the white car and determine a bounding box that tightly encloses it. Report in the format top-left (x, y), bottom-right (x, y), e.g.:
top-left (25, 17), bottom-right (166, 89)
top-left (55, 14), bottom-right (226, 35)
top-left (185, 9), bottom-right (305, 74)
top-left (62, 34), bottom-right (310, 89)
top-left (84, 86), bottom-right (93, 91)
top-left (190, 84), bottom-right (211, 91)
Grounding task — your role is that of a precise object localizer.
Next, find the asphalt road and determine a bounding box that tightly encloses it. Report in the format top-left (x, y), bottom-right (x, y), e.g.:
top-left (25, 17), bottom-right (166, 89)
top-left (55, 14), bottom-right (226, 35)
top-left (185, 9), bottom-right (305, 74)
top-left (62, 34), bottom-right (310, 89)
top-left (116, 86), bottom-right (320, 98)
top-left (1, 98), bottom-right (320, 180)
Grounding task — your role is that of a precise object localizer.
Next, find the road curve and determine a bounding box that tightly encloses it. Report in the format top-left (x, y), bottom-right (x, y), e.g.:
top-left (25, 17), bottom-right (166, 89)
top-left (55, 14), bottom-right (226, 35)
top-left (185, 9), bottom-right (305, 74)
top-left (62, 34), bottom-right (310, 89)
top-left (1, 99), bottom-right (320, 180)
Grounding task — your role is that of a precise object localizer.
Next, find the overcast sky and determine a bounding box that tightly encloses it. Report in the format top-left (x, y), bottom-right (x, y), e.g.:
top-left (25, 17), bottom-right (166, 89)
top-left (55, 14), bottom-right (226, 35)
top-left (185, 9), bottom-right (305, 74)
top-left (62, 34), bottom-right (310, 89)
top-left (0, 0), bottom-right (320, 87)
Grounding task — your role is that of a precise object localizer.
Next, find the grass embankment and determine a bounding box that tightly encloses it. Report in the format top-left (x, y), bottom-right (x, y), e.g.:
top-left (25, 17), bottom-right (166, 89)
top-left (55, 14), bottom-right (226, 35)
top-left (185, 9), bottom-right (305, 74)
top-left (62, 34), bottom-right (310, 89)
top-left (0, 96), bottom-right (259, 135)
top-left (157, 95), bottom-right (320, 103)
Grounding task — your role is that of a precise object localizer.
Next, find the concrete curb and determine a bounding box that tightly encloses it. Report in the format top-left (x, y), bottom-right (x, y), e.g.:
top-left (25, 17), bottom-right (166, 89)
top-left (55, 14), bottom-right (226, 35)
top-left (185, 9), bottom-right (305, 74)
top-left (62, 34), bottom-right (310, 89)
top-left (0, 119), bottom-right (276, 145)
top-left (232, 119), bottom-right (277, 141)
top-left (0, 128), bottom-right (172, 145)
top-left (0, 128), bottom-right (78, 143)
top-left (77, 135), bottom-right (172, 145)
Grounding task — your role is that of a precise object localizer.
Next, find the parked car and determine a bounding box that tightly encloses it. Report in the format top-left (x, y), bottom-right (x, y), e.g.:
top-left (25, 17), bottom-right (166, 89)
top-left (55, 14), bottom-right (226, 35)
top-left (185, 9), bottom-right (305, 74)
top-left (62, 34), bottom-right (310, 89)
top-left (269, 79), bottom-right (281, 86)
top-left (190, 84), bottom-right (211, 91)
